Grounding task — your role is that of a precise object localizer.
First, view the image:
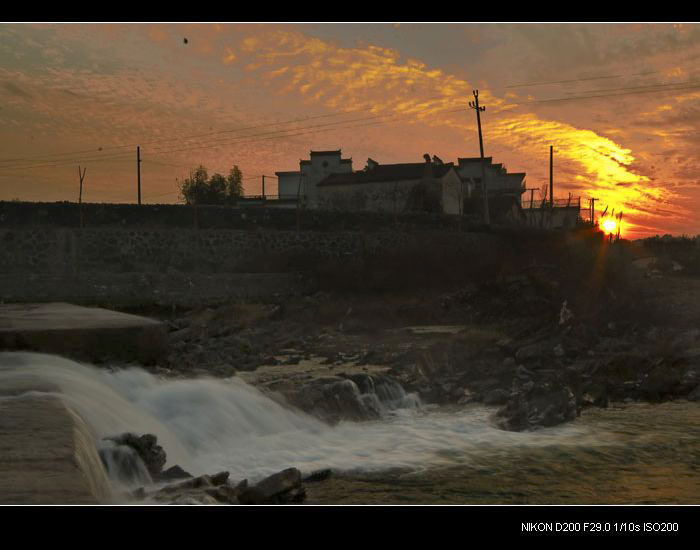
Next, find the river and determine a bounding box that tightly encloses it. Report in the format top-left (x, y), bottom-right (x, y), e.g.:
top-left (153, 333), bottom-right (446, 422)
top-left (1, 351), bottom-right (698, 504)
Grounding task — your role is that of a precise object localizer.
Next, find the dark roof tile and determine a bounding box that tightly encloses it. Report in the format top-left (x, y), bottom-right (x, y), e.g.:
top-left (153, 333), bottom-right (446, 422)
top-left (317, 163), bottom-right (455, 187)
top-left (457, 157), bottom-right (493, 164)
top-left (310, 150), bottom-right (341, 156)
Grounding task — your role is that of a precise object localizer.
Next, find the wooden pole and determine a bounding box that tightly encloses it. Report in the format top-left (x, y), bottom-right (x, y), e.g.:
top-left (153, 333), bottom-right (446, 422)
top-left (262, 175), bottom-right (266, 200)
top-left (549, 145), bottom-right (554, 209)
top-left (78, 166), bottom-right (86, 228)
top-left (469, 90), bottom-right (490, 226)
top-left (296, 173), bottom-right (303, 231)
top-left (137, 146), bottom-right (141, 205)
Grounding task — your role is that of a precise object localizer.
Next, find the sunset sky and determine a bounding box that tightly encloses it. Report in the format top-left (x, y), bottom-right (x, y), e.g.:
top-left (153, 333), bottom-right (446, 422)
top-left (1, 23), bottom-right (700, 237)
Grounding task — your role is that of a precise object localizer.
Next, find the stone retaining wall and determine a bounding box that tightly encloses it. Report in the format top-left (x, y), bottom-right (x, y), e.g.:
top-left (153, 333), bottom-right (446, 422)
top-left (0, 227), bottom-right (495, 275)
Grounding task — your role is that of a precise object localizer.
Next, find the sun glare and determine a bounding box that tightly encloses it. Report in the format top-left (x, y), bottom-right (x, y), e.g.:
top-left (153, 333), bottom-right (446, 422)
top-left (601, 218), bottom-right (617, 234)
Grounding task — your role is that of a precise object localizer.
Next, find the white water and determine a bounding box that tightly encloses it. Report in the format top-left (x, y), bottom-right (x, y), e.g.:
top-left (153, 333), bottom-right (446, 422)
top-left (0, 352), bottom-right (613, 483)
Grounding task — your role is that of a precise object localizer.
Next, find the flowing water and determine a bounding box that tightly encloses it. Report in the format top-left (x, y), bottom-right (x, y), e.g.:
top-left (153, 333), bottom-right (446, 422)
top-left (1, 351), bottom-right (699, 504)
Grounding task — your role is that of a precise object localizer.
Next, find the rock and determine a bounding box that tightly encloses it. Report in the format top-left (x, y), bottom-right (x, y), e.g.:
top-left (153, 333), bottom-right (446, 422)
top-left (234, 479), bottom-right (249, 494)
top-left (680, 369), bottom-right (700, 394)
top-left (150, 472), bottom-right (237, 505)
top-left (483, 388), bottom-right (510, 406)
top-left (346, 373), bottom-right (375, 394)
top-left (106, 433), bottom-right (167, 476)
top-left (496, 338), bottom-right (515, 354)
top-left (169, 327), bottom-right (191, 342)
top-left (292, 378), bottom-right (380, 423)
top-left (515, 342), bottom-right (547, 363)
top-left (457, 388), bottom-right (477, 405)
top-left (159, 474), bottom-right (214, 494)
top-left (158, 464), bottom-right (193, 481)
top-left (515, 365), bottom-right (535, 380)
top-left (495, 380), bottom-right (578, 432)
top-left (210, 471), bottom-right (230, 486)
top-left (559, 300), bottom-right (574, 325)
top-left (581, 379), bottom-right (609, 408)
top-left (237, 467), bottom-right (305, 505)
top-left (639, 365), bottom-right (682, 401)
top-left (168, 492), bottom-right (220, 505)
top-left (687, 384), bottom-right (700, 402)
top-left (302, 469), bottom-right (332, 483)
top-left (204, 485), bottom-right (239, 504)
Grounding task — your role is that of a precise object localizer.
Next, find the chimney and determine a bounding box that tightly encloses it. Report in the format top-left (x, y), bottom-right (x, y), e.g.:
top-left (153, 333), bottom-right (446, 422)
top-left (423, 153), bottom-right (432, 163)
top-left (365, 158), bottom-right (378, 171)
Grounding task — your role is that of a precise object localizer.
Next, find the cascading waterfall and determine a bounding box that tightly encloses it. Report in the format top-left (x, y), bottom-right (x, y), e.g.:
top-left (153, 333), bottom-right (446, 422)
top-left (98, 440), bottom-right (154, 487)
top-left (0, 351), bottom-right (609, 488)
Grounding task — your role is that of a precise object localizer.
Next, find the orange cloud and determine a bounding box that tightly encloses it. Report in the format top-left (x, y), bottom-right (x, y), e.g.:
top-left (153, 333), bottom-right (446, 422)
top-left (222, 47), bottom-right (237, 65)
top-left (235, 29), bottom-right (662, 228)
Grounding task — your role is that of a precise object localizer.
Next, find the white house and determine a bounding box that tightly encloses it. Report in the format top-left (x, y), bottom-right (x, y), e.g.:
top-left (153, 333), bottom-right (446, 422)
top-left (456, 157), bottom-right (526, 206)
top-left (315, 155), bottom-right (464, 215)
top-left (275, 150), bottom-right (353, 206)
top-left (276, 151), bottom-right (464, 215)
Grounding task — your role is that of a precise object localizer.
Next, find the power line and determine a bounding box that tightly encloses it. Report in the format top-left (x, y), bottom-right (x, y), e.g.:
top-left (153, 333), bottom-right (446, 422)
top-left (0, 92), bottom-right (462, 166)
top-left (0, 112), bottom-right (360, 165)
top-left (558, 78), bottom-right (700, 98)
top-left (506, 70), bottom-right (660, 89)
top-left (0, 153), bottom-right (133, 172)
top-left (525, 80), bottom-right (700, 105)
top-left (140, 100), bottom-right (465, 157)
top-left (129, 104), bottom-right (465, 160)
top-left (0, 102), bottom-right (472, 176)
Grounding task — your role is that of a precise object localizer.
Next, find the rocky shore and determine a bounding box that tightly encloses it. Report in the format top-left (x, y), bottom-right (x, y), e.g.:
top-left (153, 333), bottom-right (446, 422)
top-left (100, 431), bottom-right (329, 505)
top-left (90, 242), bottom-right (700, 503)
top-left (144, 263), bottom-right (700, 436)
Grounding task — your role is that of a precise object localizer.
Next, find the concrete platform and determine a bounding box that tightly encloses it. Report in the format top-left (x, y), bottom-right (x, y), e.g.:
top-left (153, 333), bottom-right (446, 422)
top-left (0, 389), bottom-right (112, 504)
top-left (0, 303), bottom-right (168, 364)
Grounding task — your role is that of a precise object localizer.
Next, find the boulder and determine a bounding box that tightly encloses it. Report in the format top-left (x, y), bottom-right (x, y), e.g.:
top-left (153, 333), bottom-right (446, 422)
top-left (237, 467), bottom-right (305, 505)
top-left (639, 365), bottom-right (683, 401)
top-left (158, 474), bottom-right (214, 493)
top-left (553, 344), bottom-right (565, 358)
top-left (302, 469), bottom-right (332, 483)
top-left (581, 379), bottom-right (609, 408)
top-left (106, 433), bottom-right (167, 477)
top-left (150, 472), bottom-right (238, 504)
top-left (482, 388), bottom-right (510, 406)
top-left (158, 464), bottom-right (193, 482)
top-left (679, 369), bottom-right (699, 395)
top-left (687, 385), bottom-right (700, 402)
top-left (515, 342), bottom-right (548, 363)
top-left (495, 380), bottom-right (578, 432)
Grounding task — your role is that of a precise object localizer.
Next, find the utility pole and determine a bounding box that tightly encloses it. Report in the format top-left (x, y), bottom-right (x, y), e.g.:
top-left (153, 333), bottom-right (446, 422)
top-left (549, 145), bottom-right (554, 209)
top-left (524, 187), bottom-right (538, 209)
top-left (262, 175), bottom-right (265, 200)
top-left (469, 90), bottom-right (490, 226)
top-left (589, 197), bottom-right (598, 226)
top-left (296, 173), bottom-right (303, 231)
top-left (78, 165), bottom-right (86, 228)
top-left (137, 146), bottom-right (142, 205)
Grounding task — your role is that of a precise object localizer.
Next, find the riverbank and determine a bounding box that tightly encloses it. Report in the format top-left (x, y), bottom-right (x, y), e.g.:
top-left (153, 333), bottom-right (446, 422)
top-left (3, 230), bottom-right (700, 504)
top-left (145, 257), bottom-right (700, 433)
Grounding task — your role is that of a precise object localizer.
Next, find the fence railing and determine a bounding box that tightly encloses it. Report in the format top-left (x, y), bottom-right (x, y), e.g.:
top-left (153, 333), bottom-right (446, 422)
top-left (524, 197), bottom-right (581, 210)
top-left (239, 194), bottom-right (281, 201)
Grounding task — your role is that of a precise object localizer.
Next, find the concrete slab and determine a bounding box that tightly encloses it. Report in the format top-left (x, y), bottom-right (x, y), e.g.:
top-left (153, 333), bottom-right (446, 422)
top-left (0, 391), bottom-right (112, 504)
top-left (0, 303), bottom-right (168, 364)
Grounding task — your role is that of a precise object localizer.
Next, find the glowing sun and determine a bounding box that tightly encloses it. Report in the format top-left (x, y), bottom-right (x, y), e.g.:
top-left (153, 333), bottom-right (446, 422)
top-left (601, 219), bottom-right (617, 234)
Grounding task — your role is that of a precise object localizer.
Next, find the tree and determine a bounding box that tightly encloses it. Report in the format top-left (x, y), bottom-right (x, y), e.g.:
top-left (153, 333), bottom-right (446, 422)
top-left (226, 166), bottom-right (243, 203)
top-left (179, 164), bottom-right (244, 205)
